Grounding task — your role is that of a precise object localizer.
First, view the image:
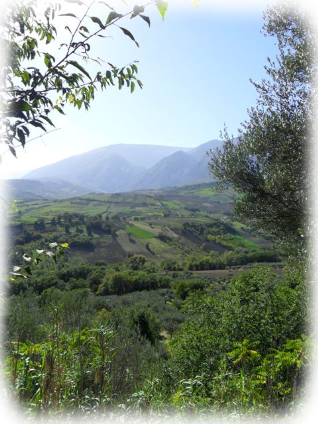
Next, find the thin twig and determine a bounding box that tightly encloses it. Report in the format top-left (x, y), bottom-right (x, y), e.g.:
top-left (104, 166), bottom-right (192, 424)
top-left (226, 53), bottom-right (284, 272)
top-left (1, 127), bottom-right (61, 158)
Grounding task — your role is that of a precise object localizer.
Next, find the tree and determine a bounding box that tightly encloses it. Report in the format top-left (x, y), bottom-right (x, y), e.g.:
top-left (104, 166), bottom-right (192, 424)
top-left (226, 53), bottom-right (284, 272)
top-left (0, 0), bottom-right (168, 157)
top-left (209, 4), bottom-right (316, 249)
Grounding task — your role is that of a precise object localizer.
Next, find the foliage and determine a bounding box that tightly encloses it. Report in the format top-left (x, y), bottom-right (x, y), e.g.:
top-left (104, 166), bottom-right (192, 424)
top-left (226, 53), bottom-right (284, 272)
top-left (209, 4), bottom-right (316, 248)
top-left (173, 278), bottom-right (206, 300)
top-left (168, 265), bottom-right (308, 381)
top-left (2, 3), bottom-right (312, 417)
top-left (4, 246), bottom-right (310, 416)
top-left (1, 0), bottom-right (168, 156)
top-left (184, 248), bottom-right (283, 271)
top-left (97, 270), bottom-right (171, 296)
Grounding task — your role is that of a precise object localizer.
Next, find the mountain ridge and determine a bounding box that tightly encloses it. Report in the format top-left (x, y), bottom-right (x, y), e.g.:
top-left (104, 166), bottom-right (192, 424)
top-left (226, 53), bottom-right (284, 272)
top-left (22, 140), bottom-right (223, 194)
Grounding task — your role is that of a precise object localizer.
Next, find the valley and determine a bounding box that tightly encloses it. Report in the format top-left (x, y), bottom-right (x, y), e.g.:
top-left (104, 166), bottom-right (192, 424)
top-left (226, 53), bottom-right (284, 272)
top-left (1, 0), bottom-right (311, 419)
top-left (8, 182), bottom-right (277, 272)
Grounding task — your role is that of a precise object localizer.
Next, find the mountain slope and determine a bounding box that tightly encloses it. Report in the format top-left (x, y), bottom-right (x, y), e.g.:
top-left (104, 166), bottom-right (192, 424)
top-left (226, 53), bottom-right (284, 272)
top-left (2, 179), bottom-right (90, 200)
top-left (130, 151), bottom-right (197, 190)
top-left (129, 139), bottom-right (223, 190)
top-left (25, 144), bottom-right (190, 180)
top-left (23, 140), bottom-right (223, 193)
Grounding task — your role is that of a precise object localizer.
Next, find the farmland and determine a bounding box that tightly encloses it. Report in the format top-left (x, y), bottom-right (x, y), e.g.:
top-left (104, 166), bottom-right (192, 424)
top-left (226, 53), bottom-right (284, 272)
top-left (8, 183), bottom-right (276, 272)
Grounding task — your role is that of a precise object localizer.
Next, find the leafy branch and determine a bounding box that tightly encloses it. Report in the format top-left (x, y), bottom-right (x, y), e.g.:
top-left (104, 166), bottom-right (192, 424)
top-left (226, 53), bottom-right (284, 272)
top-left (0, 0), bottom-right (169, 157)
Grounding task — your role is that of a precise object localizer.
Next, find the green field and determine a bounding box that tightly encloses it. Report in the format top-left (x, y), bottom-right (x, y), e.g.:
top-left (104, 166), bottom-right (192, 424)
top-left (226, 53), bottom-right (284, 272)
top-left (8, 183), bottom-right (274, 265)
top-left (126, 226), bottom-right (156, 239)
top-left (161, 201), bottom-right (181, 209)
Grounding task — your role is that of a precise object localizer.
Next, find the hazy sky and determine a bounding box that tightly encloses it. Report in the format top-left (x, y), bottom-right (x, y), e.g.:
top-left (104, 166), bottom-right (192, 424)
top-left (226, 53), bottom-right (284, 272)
top-left (1, 0), bottom-right (281, 178)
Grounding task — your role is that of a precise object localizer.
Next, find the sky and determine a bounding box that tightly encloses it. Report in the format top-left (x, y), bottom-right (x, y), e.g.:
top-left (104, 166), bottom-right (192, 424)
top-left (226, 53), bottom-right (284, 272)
top-left (0, 0), bottom-right (292, 178)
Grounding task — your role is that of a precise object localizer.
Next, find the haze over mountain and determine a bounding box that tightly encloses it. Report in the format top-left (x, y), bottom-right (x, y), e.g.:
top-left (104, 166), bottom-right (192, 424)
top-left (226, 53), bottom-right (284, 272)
top-left (2, 179), bottom-right (90, 200)
top-left (22, 140), bottom-right (223, 195)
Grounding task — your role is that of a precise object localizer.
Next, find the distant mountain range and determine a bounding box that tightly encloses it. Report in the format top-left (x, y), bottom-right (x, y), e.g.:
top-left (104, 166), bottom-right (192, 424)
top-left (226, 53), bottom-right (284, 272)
top-left (7, 140), bottom-right (223, 199)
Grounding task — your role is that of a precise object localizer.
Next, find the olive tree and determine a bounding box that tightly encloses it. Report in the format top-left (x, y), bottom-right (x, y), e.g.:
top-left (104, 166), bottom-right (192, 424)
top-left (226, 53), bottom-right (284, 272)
top-left (209, 4), bottom-right (316, 249)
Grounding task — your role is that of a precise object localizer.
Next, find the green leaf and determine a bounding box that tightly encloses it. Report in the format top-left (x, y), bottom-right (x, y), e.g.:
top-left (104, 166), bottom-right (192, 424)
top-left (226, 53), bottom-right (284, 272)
top-left (67, 60), bottom-right (92, 80)
top-left (41, 115), bottom-right (55, 127)
top-left (44, 54), bottom-right (52, 68)
top-left (90, 16), bottom-right (105, 29)
top-left (24, 266), bottom-right (32, 276)
top-left (191, 0), bottom-right (199, 6)
top-left (139, 14), bottom-right (150, 27)
top-left (130, 81), bottom-right (135, 93)
top-left (21, 70), bottom-right (31, 85)
top-left (46, 33), bottom-right (53, 44)
top-left (9, 145), bottom-right (17, 158)
top-left (9, 100), bottom-right (32, 112)
top-left (54, 105), bottom-right (66, 115)
top-left (17, 128), bottom-right (26, 146)
top-left (79, 26), bottom-right (89, 33)
top-left (59, 13), bottom-right (78, 18)
top-left (156, 0), bottom-right (168, 19)
top-left (106, 11), bottom-right (122, 25)
top-left (119, 27), bottom-right (139, 47)
top-left (21, 125), bottom-right (30, 136)
top-left (30, 120), bottom-right (47, 131)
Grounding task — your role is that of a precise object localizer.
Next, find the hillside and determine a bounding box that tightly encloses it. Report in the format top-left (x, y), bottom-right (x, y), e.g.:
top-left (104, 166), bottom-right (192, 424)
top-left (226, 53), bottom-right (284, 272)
top-left (8, 182), bottom-right (275, 267)
top-left (22, 141), bottom-right (222, 193)
top-left (129, 140), bottom-right (223, 190)
top-left (1, 179), bottom-right (90, 200)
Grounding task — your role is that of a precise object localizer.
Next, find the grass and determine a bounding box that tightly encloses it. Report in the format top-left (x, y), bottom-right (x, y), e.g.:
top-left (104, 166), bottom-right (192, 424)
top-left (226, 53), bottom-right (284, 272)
top-left (162, 201), bottom-right (181, 209)
top-left (20, 216), bottom-right (38, 223)
top-left (147, 238), bottom-right (184, 260)
top-left (232, 221), bottom-right (248, 231)
top-left (230, 234), bottom-right (260, 249)
top-left (194, 188), bottom-right (217, 195)
top-left (126, 226), bottom-right (156, 239)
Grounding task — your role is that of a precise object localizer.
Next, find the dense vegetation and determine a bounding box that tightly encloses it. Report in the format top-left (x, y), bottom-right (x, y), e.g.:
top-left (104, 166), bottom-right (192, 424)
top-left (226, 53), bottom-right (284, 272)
top-left (2, 181), bottom-right (310, 421)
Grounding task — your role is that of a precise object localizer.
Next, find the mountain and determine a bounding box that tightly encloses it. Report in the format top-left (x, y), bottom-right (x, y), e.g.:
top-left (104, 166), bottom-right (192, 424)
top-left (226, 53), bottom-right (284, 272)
top-left (129, 140), bottom-right (224, 190)
top-left (24, 144), bottom-right (190, 181)
top-left (1, 179), bottom-right (90, 200)
top-left (22, 140), bottom-right (223, 193)
top-left (85, 144), bottom-right (191, 169)
top-left (129, 151), bottom-right (197, 190)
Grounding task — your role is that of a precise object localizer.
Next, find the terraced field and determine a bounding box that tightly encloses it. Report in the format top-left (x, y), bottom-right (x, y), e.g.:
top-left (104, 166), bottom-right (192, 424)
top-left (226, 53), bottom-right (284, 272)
top-left (9, 183), bottom-right (273, 265)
